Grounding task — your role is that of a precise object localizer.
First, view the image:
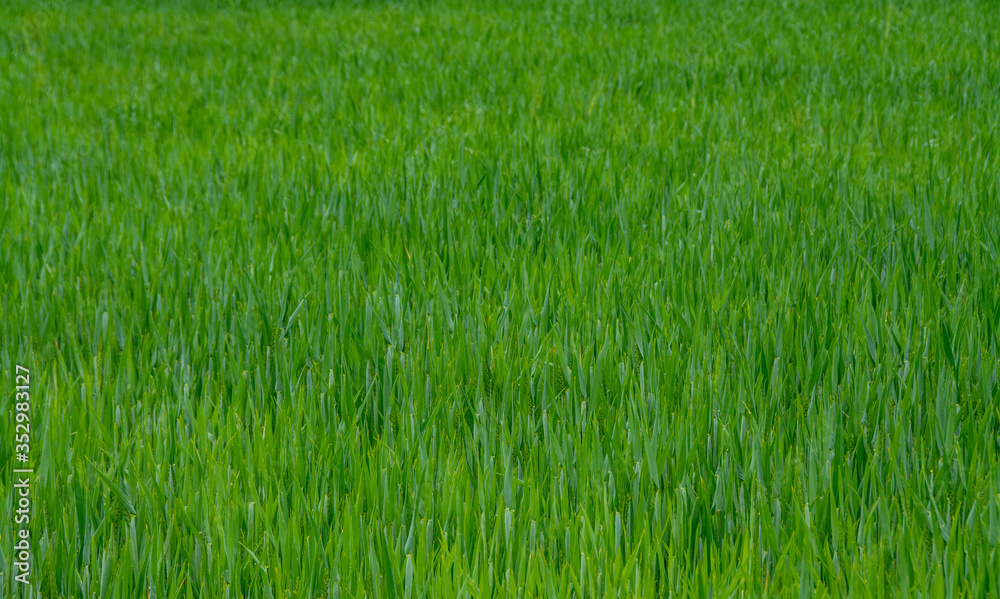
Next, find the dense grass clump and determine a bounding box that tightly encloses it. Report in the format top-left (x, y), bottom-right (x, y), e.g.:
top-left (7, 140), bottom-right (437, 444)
top-left (1, 0), bottom-right (999, 596)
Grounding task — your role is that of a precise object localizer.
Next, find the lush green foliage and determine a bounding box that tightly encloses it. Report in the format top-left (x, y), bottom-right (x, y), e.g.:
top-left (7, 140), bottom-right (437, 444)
top-left (1, 0), bottom-right (999, 596)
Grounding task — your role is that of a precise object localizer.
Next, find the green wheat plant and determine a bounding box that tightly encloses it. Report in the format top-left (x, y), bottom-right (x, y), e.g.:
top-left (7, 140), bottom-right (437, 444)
top-left (1, 0), bottom-right (999, 596)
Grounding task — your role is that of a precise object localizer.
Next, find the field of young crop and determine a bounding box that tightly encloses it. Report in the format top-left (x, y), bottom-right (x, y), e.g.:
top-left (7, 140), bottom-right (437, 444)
top-left (1, 0), bottom-right (999, 596)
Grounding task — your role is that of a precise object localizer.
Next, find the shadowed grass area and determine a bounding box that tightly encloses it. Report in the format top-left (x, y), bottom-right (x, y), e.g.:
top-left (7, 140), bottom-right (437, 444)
top-left (1, 0), bottom-right (999, 596)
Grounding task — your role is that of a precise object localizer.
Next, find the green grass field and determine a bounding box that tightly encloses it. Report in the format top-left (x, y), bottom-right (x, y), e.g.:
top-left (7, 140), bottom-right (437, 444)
top-left (2, 0), bottom-right (999, 596)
